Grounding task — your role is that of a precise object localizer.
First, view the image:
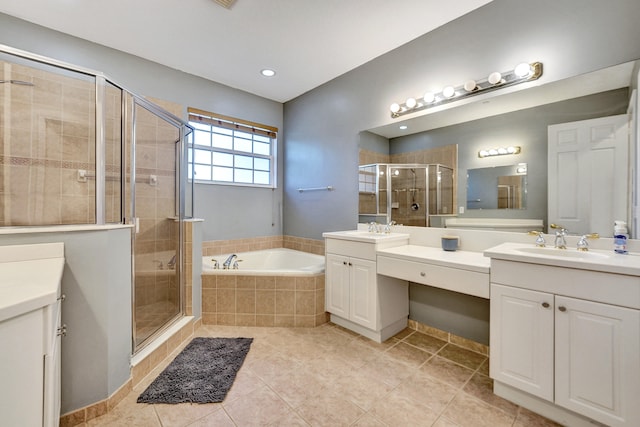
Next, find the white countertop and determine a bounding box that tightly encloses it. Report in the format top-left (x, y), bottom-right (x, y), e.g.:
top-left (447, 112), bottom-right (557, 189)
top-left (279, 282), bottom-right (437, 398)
top-left (377, 245), bottom-right (490, 273)
top-left (484, 242), bottom-right (640, 276)
top-left (0, 243), bottom-right (65, 323)
top-left (323, 230), bottom-right (410, 244)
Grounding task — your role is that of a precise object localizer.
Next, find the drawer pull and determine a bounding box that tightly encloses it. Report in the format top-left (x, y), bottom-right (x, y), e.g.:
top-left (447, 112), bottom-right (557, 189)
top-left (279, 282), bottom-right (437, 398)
top-left (542, 302), bottom-right (550, 308)
top-left (558, 306), bottom-right (567, 312)
top-left (420, 272), bottom-right (426, 277)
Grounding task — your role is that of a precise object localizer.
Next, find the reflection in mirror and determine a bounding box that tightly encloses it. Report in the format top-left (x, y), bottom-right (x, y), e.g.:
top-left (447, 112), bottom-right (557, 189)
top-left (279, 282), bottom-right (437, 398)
top-left (467, 164), bottom-right (527, 210)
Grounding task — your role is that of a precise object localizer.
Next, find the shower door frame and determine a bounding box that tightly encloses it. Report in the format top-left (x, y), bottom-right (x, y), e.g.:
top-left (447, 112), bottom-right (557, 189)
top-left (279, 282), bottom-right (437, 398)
top-left (128, 94), bottom-right (192, 353)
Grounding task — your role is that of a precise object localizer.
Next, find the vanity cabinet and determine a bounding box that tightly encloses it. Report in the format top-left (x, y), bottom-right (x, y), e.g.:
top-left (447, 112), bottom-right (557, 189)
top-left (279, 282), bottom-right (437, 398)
top-left (323, 232), bottom-right (410, 342)
top-left (325, 253), bottom-right (377, 330)
top-left (489, 259), bottom-right (640, 427)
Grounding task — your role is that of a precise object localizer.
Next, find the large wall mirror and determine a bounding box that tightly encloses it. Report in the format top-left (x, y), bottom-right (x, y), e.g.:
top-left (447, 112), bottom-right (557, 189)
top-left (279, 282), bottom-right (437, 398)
top-left (360, 59), bottom-right (639, 238)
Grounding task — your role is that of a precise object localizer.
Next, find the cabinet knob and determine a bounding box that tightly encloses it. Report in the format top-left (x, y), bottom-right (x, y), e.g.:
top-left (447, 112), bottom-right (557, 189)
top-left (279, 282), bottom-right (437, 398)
top-left (542, 302), bottom-right (550, 308)
top-left (420, 272), bottom-right (426, 277)
top-left (348, 262), bottom-right (352, 266)
top-left (343, 261), bottom-right (347, 265)
top-left (58, 294), bottom-right (66, 302)
top-left (558, 306), bottom-right (567, 312)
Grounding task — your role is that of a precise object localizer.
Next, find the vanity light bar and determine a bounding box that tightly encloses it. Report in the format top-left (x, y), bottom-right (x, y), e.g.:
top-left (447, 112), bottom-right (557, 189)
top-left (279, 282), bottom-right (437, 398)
top-left (478, 146), bottom-right (521, 158)
top-left (390, 62), bottom-right (543, 118)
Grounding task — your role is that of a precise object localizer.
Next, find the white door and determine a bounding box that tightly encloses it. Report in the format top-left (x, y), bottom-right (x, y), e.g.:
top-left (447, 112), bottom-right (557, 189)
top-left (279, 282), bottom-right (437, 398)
top-left (555, 296), bottom-right (640, 427)
top-left (490, 284), bottom-right (554, 401)
top-left (349, 257), bottom-right (377, 330)
top-left (548, 114), bottom-right (629, 236)
top-left (325, 253), bottom-right (350, 318)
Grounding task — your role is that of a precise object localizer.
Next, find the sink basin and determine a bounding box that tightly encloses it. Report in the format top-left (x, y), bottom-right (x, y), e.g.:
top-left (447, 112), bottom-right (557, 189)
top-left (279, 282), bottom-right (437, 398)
top-left (515, 246), bottom-right (611, 260)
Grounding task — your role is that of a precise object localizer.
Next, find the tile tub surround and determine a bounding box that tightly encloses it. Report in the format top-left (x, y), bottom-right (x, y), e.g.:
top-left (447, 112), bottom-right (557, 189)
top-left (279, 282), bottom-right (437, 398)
top-left (86, 323), bottom-right (560, 427)
top-left (202, 235), bottom-right (325, 257)
top-left (201, 273), bottom-right (328, 327)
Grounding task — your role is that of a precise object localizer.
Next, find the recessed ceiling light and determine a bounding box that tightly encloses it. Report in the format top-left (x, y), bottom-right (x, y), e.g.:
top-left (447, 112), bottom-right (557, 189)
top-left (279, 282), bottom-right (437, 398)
top-left (261, 69), bottom-right (276, 77)
top-left (399, 125), bottom-right (408, 130)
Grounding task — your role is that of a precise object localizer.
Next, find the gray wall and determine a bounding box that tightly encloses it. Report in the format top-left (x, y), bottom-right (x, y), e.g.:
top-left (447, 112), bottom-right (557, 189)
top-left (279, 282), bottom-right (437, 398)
top-left (0, 229), bottom-right (131, 414)
top-left (283, 0), bottom-right (640, 239)
top-left (388, 89), bottom-right (629, 224)
top-left (283, 0), bottom-right (640, 342)
top-left (0, 13), bottom-right (284, 242)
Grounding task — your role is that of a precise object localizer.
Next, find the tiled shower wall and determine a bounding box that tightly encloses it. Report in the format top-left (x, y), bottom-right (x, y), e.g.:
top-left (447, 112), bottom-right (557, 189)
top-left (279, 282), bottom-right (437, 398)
top-left (0, 60), bottom-right (122, 226)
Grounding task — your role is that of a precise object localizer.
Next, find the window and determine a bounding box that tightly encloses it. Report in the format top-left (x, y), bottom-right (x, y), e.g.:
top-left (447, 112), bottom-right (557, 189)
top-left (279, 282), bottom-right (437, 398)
top-left (187, 108), bottom-right (277, 187)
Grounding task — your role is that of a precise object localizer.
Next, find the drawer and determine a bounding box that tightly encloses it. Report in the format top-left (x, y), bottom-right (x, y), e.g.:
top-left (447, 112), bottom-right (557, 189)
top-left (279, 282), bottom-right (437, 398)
top-left (326, 238), bottom-right (376, 260)
top-left (377, 255), bottom-right (489, 299)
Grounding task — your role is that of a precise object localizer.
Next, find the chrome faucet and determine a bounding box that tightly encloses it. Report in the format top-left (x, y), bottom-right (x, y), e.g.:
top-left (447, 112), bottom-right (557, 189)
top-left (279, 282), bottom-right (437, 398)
top-left (368, 221), bottom-right (380, 233)
top-left (528, 231), bottom-right (546, 247)
top-left (384, 221), bottom-right (397, 234)
top-left (223, 254), bottom-right (237, 269)
top-left (167, 254), bottom-right (176, 269)
top-left (550, 224), bottom-right (567, 249)
top-left (211, 259), bottom-right (219, 269)
top-left (577, 233), bottom-right (599, 251)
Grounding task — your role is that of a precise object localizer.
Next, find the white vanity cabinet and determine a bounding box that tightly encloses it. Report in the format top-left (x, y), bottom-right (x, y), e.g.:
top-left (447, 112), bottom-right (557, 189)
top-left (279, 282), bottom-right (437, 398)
top-left (0, 243), bottom-right (65, 427)
top-left (323, 231), bottom-right (409, 342)
top-left (488, 254), bottom-right (640, 427)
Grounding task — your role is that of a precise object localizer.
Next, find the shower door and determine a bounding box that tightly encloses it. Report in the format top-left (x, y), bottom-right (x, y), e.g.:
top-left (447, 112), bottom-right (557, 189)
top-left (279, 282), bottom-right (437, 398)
top-left (129, 97), bottom-right (184, 350)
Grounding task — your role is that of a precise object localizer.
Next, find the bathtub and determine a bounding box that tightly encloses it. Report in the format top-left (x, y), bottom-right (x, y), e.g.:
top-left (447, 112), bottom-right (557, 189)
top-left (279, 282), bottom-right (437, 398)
top-left (201, 248), bottom-right (328, 328)
top-left (203, 248), bottom-right (325, 275)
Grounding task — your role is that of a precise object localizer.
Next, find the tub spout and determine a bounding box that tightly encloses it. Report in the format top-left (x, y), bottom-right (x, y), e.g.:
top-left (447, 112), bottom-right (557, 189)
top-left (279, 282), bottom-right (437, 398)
top-left (223, 254), bottom-right (237, 269)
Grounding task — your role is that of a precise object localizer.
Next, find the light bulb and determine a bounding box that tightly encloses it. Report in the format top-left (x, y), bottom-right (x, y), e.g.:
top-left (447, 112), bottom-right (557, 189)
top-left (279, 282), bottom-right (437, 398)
top-left (390, 103), bottom-right (400, 113)
top-left (423, 92), bottom-right (435, 103)
top-left (514, 62), bottom-right (532, 78)
top-left (393, 170), bottom-right (400, 176)
top-left (260, 69), bottom-right (276, 77)
top-left (464, 80), bottom-right (477, 92)
top-left (406, 97), bottom-right (417, 109)
top-left (442, 86), bottom-right (455, 98)
top-left (507, 146), bottom-right (517, 153)
top-left (488, 148), bottom-right (498, 156)
top-left (498, 147), bottom-right (508, 155)
top-left (488, 72), bottom-right (502, 85)
top-left (479, 150), bottom-right (489, 158)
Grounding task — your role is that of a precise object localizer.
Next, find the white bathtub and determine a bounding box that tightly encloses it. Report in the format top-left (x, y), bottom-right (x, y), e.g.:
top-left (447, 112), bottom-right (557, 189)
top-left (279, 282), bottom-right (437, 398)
top-left (203, 248), bottom-right (325, 275)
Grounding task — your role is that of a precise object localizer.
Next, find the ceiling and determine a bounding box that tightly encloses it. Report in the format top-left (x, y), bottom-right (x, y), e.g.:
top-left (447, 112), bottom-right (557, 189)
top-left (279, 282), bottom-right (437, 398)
top-left (0, 0), bottom-right (493, 103)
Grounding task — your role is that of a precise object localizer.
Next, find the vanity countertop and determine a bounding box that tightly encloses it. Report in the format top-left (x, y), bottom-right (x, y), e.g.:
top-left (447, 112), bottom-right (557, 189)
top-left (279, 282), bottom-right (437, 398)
top-left (323, 230), bottom-right (410, 244)
top-left (0, 243), bottom-right (65, 323)
top-left (377, 245), bottom-right (490, 273)
top-left (484, 242), bottom-right (640, 276)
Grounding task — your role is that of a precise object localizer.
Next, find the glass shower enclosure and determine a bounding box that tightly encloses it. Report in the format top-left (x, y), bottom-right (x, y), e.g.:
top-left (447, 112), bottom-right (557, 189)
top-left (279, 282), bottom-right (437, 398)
top-left (359, 163), bottom-right (454, 226)
top-left (0, 45), bottom-right (193, 353)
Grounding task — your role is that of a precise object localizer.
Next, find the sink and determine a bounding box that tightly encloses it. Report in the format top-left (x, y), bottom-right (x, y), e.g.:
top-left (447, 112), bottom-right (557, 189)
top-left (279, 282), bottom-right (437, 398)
top-left (514, 246), bottom-right (611, 260)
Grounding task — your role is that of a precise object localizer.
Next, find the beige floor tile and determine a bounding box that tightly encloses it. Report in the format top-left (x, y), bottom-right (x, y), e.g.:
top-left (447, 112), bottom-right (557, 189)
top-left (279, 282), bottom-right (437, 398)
top-left (441, 393), bottom-right (516, 427)
top-left (385, 341), bottom-right (432, 367)
top-left (153, 402), bottom-right (221, 427)
top-left (332, 371), bottom-right (394, 411)
top-left (513, 407), bottom-right (564, 427)
top-left (403, 331), bottom-right (448, 353)
top-left (463, 373), bottom-right (518, 417)
top-left (436, 344), bottom-right (487, 370)
top-left (296, 393), bottom-right (365, 427)
top-left (185, 408), bottom-right (235, 427)
top-left (420, 355), bottom-right (475, 388)
top-left (267, 410), bottom-right (311, 426)
top-left (351, 412), bottom-right (388, 426)
top-left (370, 389), bottom-right (439, 427)
top-left (357, 353), bottom-right (416, 387)
top-left (223, 385), bottom-right (291, 426)
top-left (432, 416), bottom-right (461, 427)
top-left (393, 370), bottom-right (458, 413)
top-left (267, 368), bottom-right (327, 408)
top-left (222, 368), bottom-right (266, 404)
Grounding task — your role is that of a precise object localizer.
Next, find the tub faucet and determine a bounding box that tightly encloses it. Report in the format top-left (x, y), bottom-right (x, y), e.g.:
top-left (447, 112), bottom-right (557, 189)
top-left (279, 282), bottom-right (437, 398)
top-left (211, 259), bottom-right (219, 269)
top-left (167, 254), bottom-right (176, 269)
top-left (223, 254), bottom-right (237, 269)
top-left (550, 224), bottom-right (567, 249)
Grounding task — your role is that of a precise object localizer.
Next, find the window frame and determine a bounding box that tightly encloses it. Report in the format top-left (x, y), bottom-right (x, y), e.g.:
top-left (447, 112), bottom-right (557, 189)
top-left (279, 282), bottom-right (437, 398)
top-left (187, 107), bottom-right (278, 189)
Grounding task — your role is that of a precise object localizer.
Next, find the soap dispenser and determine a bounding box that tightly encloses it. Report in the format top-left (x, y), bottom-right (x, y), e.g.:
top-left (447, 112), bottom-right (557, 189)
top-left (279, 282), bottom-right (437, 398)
top-left (613, 221), bottom-right (628, 254)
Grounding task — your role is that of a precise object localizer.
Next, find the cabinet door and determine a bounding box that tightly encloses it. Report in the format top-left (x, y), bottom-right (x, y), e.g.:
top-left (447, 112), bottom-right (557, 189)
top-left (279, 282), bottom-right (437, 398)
top-left (555, 296), bottom-right (640, 427)
top-left (490, 284), bottom-right (554, 401)
top-left (349, 257), bottom-right (377, 330)
top-left (325, 253), bottom-right (351, 318)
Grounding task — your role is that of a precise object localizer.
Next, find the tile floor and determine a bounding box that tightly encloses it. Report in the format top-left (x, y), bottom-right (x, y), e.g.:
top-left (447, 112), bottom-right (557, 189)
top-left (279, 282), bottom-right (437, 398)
top-left (87, 323), bottom-right (561, 427)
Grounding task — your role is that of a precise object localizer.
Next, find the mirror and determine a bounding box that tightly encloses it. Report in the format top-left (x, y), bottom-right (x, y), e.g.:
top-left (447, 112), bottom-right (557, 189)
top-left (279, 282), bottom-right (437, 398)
top-left (361, 59), bottom-right (639, 237)
top-left (467, 164), bottom-right (527, 210)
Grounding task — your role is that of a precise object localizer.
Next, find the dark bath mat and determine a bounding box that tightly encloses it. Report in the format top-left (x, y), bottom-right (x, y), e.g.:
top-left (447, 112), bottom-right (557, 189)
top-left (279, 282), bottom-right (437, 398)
top-left (137, 337), bottom-right (253, 404)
